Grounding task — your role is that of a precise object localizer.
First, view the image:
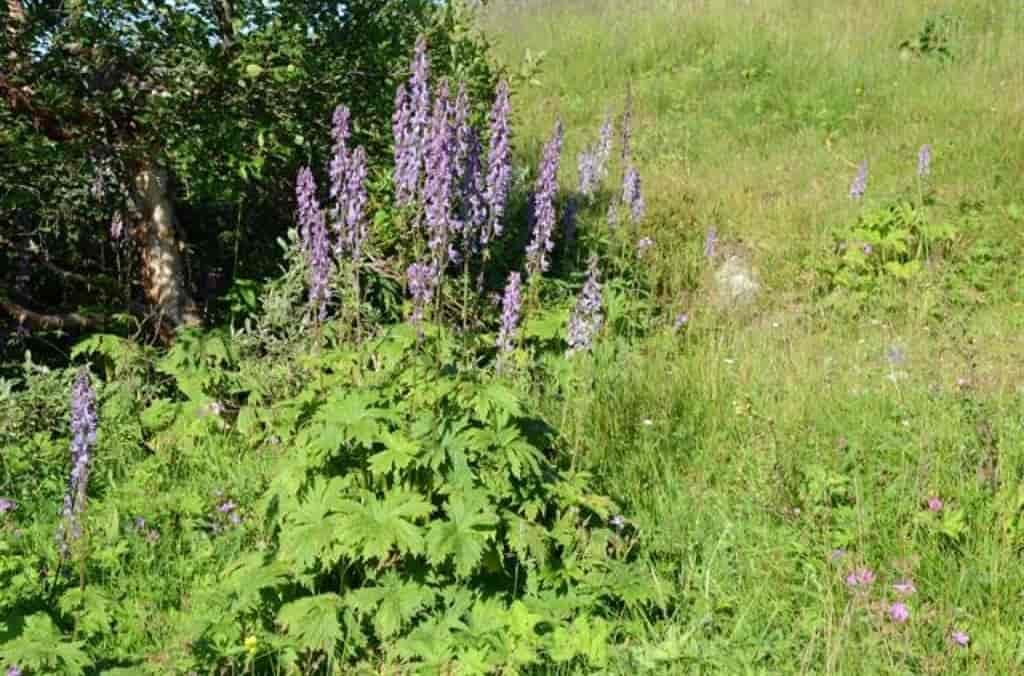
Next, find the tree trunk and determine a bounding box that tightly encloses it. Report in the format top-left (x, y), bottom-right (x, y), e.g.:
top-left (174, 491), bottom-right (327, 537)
top-left (131, 160), bottom-right (200, 337)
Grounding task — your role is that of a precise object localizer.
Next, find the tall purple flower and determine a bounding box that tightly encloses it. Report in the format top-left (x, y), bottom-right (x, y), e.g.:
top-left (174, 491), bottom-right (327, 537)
top-left (424, 80), bottom-right (456, 265)
top-left (407, 261), bottom-right (437, 326)
top-left (496, 271), bottom-right (522, 353)
top-left (578, 112), bottom-right (614, 199)
top-left (849, 160), bottom-right (868, 200)
top-left (58, 368), bottom-right (98, 556)
top-left (329, 104), bottom-right (351, 206)
top-left (526, 120), bottom-right (564, 277)
top-left (296, 167), bottom-right (330, 320)
top-left (483, 80), bottom-right (512, 245)
top-left (622, 165), bottom-right (645, 225)
top-left (567, 256), bottom-right (603, 354)
top-left (393, 36), bottom-right (431, 207)
top-left (917, 144), bottom-right (932, 178)
top-left (342, 147), bottom-right (369, 262)
top-left (453, 83), bottom-right (486, 252)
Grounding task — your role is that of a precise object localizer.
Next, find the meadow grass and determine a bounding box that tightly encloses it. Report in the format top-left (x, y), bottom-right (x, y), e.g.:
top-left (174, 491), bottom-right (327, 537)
top-left (484, 0), bottom-right (1024, 672)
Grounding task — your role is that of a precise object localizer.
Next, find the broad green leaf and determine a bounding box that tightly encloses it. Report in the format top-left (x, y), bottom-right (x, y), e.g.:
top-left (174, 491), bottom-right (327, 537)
top-left (276, 594), bottom-right (343, 654)
top-left (426, 488), bottom-right (498, 578)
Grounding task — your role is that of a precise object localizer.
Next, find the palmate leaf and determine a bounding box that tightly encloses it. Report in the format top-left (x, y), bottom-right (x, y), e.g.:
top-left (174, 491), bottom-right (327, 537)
top-left (367, 431), bottom-right (421, 477)
top-left (346, 572), bottom-right (436, 639)
top-left (340, 488), bottom-right (433, 561)
top-left (276, 593), bottom-right (344, 655)
top-left (0, 613), bottom-right (91, 675)
top-left (316, 390), bottom-right (392, 450)
top-left (222, 552), bottom-right (291, 613)
top-left (426, 488), bottom-right (499, 578)
top-left (280, 477), bottom-right (349, 570)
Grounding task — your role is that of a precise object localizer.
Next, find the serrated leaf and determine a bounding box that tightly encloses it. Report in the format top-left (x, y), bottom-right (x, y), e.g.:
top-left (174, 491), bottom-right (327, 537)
top-left (276, 594), bottom-right (343, 654)
top-left (367, 432), bottom-right (420, 477)
top-left (341, 489), bottom-right (432, 561)
top-left (347, 573), bottom-right (435, 639)
top-left (426, 488), bottom-right (498, 578)
top-left (0, 613), bottom-right (91, 675)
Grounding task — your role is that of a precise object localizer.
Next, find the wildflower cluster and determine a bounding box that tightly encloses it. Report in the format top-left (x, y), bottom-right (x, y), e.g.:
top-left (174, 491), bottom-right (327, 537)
top-left (567, 256), bottom-right (604, 354)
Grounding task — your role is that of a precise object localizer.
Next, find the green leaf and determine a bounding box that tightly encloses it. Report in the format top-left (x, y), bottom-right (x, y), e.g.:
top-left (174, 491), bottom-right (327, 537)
top-left (347, 573), bottom-right (435, 639)
top-left (276, 594), bottom-right (344, 654)
top-left (426, 488), bottom-right (498, 578)
top-left (341, 489), bottom-right (433, 561)
top-left (367, 432), bottom-right (420, 477)
top-left (280, 477), bottom-right (349, 569)
top-left (0, 613), bottom-right (91, 675)
top-left (244, 63), bottom-right (264, 78)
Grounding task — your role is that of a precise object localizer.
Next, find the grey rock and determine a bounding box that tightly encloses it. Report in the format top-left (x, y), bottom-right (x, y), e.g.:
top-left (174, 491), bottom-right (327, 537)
top-left (713, 254), bottom-right (761, 307)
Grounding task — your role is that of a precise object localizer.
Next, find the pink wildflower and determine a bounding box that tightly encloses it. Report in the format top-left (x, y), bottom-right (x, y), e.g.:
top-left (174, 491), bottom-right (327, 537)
top-left (889, 602), bottom-right (910, 623)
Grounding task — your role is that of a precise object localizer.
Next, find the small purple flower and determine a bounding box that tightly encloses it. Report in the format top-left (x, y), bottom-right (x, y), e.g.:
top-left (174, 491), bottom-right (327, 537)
top-left (134, 516), bottom-right (146, 531)
top-left (917, 144), bottom-right (932, 178)
top-left (484, 80), bottom-right (512, 245)
top-left (0, 498), bottom-right (14, 514)
top-left (849, 160), bottom-right (868, 200)
top-left (951, 630), bottom-right (970, 647)
top-left (526, 120), bottom-right (564, 277)
top-left (829, 549), bottom-right (845, 563)
top-left (704, 226), bottom-right (718, 259)
top-left (229, 512), bottom-right (242, 526)
top-left (7, 665), bottom-right (23, 676)
top-left (892, 580), bottom-right (916, 595)
top-left (673, 312), bottom-right (689, 331)
top-left (862, 243), bottom-right (873, 255)
top-left (637, 237), bottom-right (654, 255)
top-left (927, 496), bottom-right (944, 512)
top-left (845, 567), bottom-right (875, 588)
top-left (567, 256), bottom-right (604, 354)
top-left (218, 500), bottom-right (237, 514)
top-left (496, 272), bottom-right (522, 353)
top-left (889, 602), bottom-right (910, 624)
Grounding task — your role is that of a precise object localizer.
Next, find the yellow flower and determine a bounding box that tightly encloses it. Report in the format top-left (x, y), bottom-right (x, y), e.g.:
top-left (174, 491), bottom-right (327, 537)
top-left (244, 635), bottom-right (258, 654)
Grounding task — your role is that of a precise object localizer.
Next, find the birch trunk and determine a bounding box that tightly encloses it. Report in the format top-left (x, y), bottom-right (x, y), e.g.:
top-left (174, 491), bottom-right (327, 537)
top-left (131, 161), bottom-right (200, 335)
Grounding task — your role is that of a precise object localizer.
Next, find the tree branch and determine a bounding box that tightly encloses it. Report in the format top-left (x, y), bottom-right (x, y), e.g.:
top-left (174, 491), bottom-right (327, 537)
top-left (211, 0), bottom-right (235, 50)
top-left (0, 298), bottom-right (111, 331)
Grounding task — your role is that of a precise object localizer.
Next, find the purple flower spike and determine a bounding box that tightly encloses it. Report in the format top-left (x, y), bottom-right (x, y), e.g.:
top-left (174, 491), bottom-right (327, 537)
top-left (57, 368), bottom-right (98, 556)
top-left (329, 104), bottom-right (351, 208)
top-left (424, 80), bottom-right (456, 267)
top-left (622, 165), bottom-right (645, 225)
top-left (889, 602), bottom-right (910, 624)
top-left (578, 112), bottom-right (614, 199)
top-left (393, 36), bottom-right (431, 207)
top-left (343, 147), bottom-right (369, 263)
top-left (407, 261), bottom-right (437, 326)
top-left (296, 167), bottom-right (331, 321)
top-left (453, 83), bottom-right (486, 253)
top-left (526, 120), bottom-right (564, 277)
top-left (849, 160), bottom-right (868, 200)
top-left (637, 237), bottom-right (654, 255)
top-left (567, 256), bottom-right (604, 354)
top-left (917, 144), bottom-right (932, 178)
top-left (496, 272), bottom-right (522, 353)
top-left (484, 80), bottom-right (512, 245)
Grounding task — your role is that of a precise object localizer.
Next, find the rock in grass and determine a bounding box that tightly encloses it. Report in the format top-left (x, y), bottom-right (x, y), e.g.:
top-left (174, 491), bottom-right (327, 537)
top-left (713, 254), bottom-right (761, 307)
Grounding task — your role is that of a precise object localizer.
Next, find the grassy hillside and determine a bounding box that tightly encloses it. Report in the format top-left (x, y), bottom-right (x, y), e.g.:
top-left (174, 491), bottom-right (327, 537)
top-left (483, 0), bottom-right (1024, 672)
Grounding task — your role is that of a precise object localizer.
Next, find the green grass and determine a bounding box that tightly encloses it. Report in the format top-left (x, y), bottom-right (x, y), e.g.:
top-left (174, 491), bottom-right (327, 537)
top-left (484, 0), bottom-right (1024, 672)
